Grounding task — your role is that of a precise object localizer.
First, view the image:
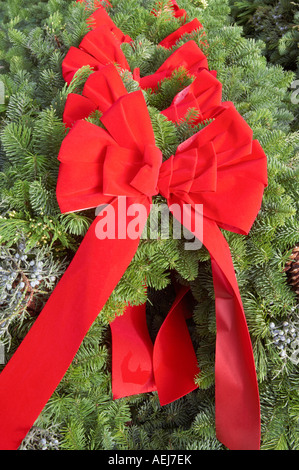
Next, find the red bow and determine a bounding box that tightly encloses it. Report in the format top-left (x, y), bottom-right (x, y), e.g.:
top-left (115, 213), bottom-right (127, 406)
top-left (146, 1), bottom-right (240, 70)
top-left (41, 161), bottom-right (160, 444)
top-left (0, 70), bottom-right (267, 450)
top-left (0, 6), bottom-right (268, 451)
top-left (56, 87), bottom-right (267, 450)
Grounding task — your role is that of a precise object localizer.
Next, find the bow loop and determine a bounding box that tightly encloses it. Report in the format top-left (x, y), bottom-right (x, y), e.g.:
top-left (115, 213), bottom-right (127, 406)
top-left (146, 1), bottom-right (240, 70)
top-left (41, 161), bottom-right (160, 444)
top-left (161, 69), bottom-right (223, 123)
top-left (63, 64), bottom-right (129, 128)
top-left (159, 103), bottom-right (267, 237)
top-left (139, 41), bottom-right (210, 90)
top-left (62, 24), bottom-right (130, 84)
top-left (87, 5), bottom-right (132, 43)
top-left (57, 91), bottom-right (163, 211)
top-left (130, 144), bottom-right (163, 197)
top-left (101, 91), bottom-right (157, 153)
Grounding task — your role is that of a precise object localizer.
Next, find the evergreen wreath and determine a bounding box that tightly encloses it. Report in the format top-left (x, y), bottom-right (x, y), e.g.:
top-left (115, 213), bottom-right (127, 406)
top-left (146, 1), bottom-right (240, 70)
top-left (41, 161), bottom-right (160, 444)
top-left (0, 0), bottom-right (298, 451)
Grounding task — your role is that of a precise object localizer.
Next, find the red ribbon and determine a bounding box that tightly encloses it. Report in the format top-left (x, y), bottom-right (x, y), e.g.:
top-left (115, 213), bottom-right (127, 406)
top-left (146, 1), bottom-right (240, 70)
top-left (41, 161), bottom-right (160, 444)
top-left (56, 83), bottom-right (268, 450)
top-left (85, 5), bottom-right (132, 42)
top-left (62, 63), bottom-right (128, 128)
top-left (169, 0), bottom-right (188, 18)
top-left (62, 22), bottom-right (131, 84)
top-left (111, 285), bottom-right (199, 403)
top-left (161, 68), bottom-right (225, 122)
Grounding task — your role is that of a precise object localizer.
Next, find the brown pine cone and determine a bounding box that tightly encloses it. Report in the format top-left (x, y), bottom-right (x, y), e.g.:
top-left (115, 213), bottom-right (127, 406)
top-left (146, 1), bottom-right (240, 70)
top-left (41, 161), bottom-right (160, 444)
top-left (285, 244), bottom-right (299, 297)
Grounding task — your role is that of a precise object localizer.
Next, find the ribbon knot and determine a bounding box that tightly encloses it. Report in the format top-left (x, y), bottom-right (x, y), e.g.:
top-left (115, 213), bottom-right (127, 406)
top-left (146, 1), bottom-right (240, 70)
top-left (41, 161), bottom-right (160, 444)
top-left (130, 144), bottom-right (163, 197)
top-left (102, 143), bottom-right (163, 198)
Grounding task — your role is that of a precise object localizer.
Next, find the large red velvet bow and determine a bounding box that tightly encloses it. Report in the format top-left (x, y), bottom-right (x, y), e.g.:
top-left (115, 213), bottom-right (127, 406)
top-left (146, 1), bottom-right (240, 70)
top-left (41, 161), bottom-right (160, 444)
top-left (0, 19), bottom-right (268, 452)
top-left (0, 64), bottom-right (267, 450)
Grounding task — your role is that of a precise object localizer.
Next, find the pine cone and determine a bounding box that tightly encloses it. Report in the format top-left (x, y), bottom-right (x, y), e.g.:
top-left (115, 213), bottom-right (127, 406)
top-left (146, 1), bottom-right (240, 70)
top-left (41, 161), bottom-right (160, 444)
top-left (285, 244), bottom-right (299, 297)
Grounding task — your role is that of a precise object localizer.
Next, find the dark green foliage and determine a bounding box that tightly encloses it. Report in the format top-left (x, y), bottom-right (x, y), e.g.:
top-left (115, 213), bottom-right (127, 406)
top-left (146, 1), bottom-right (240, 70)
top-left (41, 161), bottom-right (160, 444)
top-left (0, 0), bottom-right (298, 451)
top-left (229, 0), bottom-right (299, 130)
top-left (229, 0), bottom-right (299, 72)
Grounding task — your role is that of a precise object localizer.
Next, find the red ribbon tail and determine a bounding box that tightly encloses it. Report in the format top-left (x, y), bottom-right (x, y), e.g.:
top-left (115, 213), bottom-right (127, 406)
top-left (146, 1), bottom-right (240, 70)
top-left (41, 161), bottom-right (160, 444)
top-left (111, 285), bottom-right (199, 406)
top-left (167, 203), bottom-right (261, 450)
top-left (153, 285), bottom-right (200, 405)
top-left (0, 198), bottom-right (146, 450)
top-left (111, 303), bottom-right (157, 398)
top-left (205, 219), bottom-right (261, 450)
